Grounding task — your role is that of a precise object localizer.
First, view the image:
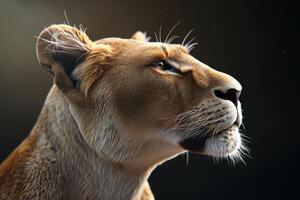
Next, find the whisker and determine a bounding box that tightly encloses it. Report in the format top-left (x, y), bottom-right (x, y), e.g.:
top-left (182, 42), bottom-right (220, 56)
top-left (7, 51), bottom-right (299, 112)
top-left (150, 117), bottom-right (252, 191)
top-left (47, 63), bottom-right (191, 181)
top-left (241, 122), bottom-right (246, 131)
top-left (184, 37), bottom-right (196, 48)
top-left (182, 29), bottom-right (193, 46)
top-left (159, 26), bottom-right (162, 43)
top-left (187, 43), bottom-right (198, 52)
top-left (64, 10), bottom-right (71, 26)
top-left (166, 35), bottom-right (179, 44)
top-left (164, 21), bottom-right (181, 43)
top-left (154, 32), bottom-right (159, 42)
top-left (212, 123), bottom-right (221, 139)
top-left (185, 151), bottom-right (189, 166)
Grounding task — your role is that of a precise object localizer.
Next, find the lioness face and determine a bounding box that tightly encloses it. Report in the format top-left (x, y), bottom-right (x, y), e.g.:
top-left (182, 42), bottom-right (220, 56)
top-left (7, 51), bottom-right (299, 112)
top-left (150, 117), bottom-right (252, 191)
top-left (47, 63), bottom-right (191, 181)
top-left (103, 39), bottom-right (243, 158)
top-left (37, 25), bottom-right (246, 164)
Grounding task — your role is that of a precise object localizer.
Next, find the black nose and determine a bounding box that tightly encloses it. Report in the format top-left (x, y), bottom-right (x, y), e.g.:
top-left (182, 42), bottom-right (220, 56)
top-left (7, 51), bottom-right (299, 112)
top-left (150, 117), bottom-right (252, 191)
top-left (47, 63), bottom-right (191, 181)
top-left (214, 88), bottom-right (241, 106)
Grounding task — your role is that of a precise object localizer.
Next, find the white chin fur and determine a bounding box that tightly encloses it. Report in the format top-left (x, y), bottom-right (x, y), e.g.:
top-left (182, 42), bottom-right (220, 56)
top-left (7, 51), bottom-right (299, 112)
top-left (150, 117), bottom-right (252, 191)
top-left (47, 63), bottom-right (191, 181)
top-left (203, 126), bottom-right (247, 164)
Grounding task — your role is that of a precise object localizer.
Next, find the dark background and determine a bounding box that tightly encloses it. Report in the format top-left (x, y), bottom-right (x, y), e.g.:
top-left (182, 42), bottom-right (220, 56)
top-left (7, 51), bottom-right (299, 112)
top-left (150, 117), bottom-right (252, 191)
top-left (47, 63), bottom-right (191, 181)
top-left (0, 0), bottom-right (298, 199)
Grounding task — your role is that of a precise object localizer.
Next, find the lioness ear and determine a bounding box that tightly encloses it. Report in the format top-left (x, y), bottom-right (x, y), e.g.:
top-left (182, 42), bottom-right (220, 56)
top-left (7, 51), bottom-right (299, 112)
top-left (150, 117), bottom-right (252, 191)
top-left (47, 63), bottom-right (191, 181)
top-left (36, 24), bottom-right (112, 99)
top-left (36, 24), bottom-right (92, 78)
top-left (131, 31), bottom-right (150, 42)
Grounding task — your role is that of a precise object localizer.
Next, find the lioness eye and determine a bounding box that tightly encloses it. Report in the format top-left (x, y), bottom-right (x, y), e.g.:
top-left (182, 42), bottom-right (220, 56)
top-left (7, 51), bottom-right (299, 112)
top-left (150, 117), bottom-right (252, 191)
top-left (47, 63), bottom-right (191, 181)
top-left (156, 61), bottom-right (181, 74)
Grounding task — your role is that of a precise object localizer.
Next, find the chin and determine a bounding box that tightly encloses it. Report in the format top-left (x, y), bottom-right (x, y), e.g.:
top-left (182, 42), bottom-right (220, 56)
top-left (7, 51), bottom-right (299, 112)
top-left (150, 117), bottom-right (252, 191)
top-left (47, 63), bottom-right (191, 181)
top-left (203, 125), bottom-right (241, 156)
top-left (179, 125), bottom-right (248, 164)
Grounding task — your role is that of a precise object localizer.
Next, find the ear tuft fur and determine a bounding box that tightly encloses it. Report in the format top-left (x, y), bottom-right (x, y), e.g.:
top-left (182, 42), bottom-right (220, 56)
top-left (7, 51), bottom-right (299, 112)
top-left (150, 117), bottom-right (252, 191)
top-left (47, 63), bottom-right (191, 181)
top-left (36, 24), bottom-right (113, 97)
top-left (36, 24), bottom-right (92, 77)
top-left (41, 25), bottom-right (90, 55)
top-left (131, 31), bottom-right (151, 42)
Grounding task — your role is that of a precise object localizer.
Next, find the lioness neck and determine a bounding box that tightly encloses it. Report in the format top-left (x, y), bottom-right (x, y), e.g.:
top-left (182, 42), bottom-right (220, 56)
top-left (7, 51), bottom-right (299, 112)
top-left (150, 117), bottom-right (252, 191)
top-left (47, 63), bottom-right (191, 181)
top-left (0, 86), bottom-right (153, 200)
top-left (48, 86), bottom-right (153, 199)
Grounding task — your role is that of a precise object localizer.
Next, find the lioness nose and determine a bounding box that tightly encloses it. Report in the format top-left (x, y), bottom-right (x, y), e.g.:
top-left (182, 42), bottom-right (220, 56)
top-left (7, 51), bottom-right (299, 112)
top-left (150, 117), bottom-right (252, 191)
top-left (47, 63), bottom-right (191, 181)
top-left (214, 88), bottom-right (241, 106)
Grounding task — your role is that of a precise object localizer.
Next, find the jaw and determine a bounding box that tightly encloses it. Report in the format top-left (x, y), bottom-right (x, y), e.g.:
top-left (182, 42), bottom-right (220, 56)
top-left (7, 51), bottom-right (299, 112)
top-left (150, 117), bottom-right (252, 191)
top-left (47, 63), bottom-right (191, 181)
top-left (202, 125), bottom-right (241, 157)
top-left (179, 125), bottom-right (242, 158)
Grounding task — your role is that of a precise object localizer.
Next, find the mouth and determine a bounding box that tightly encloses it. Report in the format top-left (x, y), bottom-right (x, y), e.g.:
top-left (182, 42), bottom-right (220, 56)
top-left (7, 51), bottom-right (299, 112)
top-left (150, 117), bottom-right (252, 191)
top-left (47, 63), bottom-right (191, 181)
top-left (179, 124), bottom-right (241, 156)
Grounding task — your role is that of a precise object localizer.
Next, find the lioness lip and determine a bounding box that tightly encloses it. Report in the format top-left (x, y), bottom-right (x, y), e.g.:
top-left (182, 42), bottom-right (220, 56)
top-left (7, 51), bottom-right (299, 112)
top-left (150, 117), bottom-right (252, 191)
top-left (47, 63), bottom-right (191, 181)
top-left (179, 125), bottom-right (236, 152)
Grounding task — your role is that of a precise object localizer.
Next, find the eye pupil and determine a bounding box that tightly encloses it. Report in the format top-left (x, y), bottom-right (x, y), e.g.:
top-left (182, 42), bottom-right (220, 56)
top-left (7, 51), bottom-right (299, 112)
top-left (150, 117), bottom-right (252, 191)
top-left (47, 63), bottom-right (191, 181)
top-left (154, 60), bottom-right (180, 74)
top-left (163, 64), bottom-right (171, 71)
top-left (158, 61), bottom-right (171, 70)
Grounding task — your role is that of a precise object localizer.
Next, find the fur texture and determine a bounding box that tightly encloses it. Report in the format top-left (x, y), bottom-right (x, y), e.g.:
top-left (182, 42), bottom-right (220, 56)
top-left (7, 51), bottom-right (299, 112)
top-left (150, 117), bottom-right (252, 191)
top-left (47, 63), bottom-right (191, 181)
top-left (0, 24), bottom-right (247, 199)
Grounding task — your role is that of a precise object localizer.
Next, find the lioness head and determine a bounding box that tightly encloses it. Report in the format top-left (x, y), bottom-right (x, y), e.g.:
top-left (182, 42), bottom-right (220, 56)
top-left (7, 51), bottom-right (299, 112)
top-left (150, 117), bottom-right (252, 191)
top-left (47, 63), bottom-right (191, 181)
top-left (36, 24), bottom-right (246, 167)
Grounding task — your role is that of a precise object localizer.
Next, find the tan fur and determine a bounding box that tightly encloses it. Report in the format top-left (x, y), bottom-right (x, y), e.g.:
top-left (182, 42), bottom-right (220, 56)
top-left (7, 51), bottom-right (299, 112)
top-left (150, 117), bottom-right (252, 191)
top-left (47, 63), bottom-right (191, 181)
top-left (0, 24), bottom-right (244, 199)
top-left (0, 133), bottom-right (38, 182)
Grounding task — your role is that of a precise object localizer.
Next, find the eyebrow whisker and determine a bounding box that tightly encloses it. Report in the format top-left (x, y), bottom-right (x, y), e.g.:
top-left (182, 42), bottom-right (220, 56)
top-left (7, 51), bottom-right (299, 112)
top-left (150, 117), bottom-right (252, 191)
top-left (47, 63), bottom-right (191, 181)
top-left (182, 29), bottom-right (194, 46)
top-left (164, 21), bottom-right (181, 43)
top-left (154, 32), bottom-right (159, 42)
top-left (166, 35), bottom-right (179, 44)
top-left (159, 26), bottom-right (162, 43)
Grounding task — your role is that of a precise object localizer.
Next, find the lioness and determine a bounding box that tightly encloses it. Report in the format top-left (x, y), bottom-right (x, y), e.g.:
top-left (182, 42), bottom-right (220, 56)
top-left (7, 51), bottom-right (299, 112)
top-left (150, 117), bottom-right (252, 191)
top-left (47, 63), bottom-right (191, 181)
top-left (0, 24), bottom-right (246, 200)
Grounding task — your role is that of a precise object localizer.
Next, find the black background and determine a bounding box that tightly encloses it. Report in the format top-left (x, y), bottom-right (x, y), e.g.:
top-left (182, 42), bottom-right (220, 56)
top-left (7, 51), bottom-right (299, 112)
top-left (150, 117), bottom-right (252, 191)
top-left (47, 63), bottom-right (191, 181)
top-left (0, 0), bottom-right (298, 199)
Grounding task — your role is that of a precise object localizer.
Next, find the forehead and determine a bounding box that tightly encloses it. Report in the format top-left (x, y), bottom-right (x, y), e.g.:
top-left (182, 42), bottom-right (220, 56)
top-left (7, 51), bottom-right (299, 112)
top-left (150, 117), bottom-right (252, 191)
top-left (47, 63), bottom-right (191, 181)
top-left (95, 38), bottom-right (189, 61)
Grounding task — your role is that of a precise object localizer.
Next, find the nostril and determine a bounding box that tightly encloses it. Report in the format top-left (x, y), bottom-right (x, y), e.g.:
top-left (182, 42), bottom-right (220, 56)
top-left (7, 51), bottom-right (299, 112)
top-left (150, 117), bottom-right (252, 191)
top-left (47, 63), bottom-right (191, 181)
top-left (214, 88), bottom-right (241, 106)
